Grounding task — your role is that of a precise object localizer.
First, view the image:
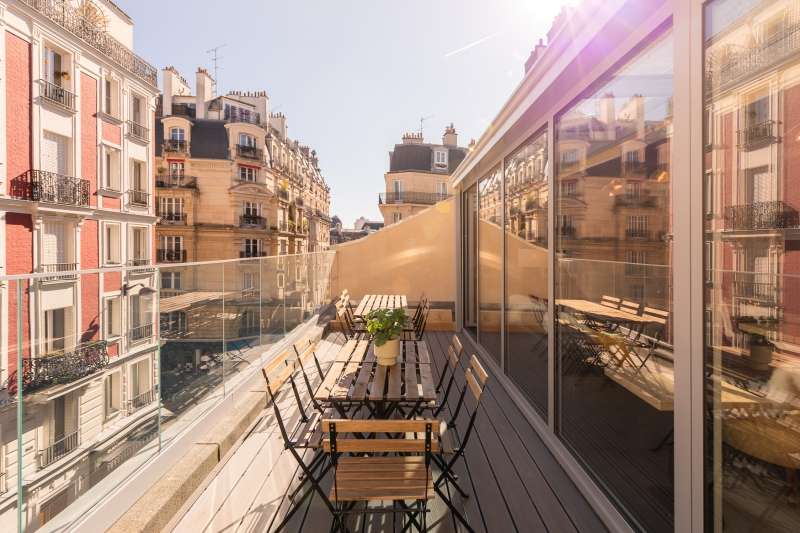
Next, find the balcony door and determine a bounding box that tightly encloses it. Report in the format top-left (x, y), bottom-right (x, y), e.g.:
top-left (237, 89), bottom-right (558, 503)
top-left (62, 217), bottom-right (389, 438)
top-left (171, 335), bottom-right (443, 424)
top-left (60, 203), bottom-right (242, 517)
top-left (44, 308), bottom-right (67, 354)
top-left (130, 358), bottom-right (150, 401)
top-left (745, 166), bottom-right (772, 205)
top-left (42, 221), bottom-right (71, 270)
top-left (42, 132), bottom-right (68, 175)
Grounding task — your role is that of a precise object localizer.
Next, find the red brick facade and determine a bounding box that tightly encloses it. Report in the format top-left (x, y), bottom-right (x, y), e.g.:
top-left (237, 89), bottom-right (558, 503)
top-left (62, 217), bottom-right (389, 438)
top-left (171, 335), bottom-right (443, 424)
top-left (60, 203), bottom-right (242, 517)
top-left (81, 72), bottom-right (98, 207)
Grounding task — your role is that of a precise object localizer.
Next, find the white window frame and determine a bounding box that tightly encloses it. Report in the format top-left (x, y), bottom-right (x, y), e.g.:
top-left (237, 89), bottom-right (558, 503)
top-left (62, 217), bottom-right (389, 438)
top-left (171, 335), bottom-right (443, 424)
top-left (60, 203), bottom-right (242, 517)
top-left (104, 295), bottom-right (122, 339)
top-left (239, 166), bottom-right (257, 181)
top-left (104, 76), bottom-right (120, 118)
top-left (239, 133), bottom-right (255, 147)
top-left (103, 146), bottom-right (121, 191)
top-left (103, 222), bottom-right (121, 265)
top-left (170, 127), bottom-right (185, 141)
top-left (434, 149), bottom-right (448, 169)
top-left (104, 369), bottom-right (122, 420)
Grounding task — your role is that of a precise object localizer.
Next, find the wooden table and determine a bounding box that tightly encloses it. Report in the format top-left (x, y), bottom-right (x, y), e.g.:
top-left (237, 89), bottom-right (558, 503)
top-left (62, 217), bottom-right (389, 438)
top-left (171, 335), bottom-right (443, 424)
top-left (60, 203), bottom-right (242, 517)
top-left (315, 338), bottom-right (436, 417)
top-left (557, 299), bottom-right (657, 326)
top-left (353, 294), bottom-right (408, 318)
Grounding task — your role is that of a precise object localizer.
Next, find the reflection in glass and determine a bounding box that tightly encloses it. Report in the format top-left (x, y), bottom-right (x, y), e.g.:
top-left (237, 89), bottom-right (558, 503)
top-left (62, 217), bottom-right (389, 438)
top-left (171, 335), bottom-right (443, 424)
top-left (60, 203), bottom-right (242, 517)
top-left (704, 1), bottom-right (800, 530)
top-left (504, 131), bottom-right (549, 415)
top-left (554, 31), bottom-right (674, 532)
top-left (463, 185), bottom-right (478, 336)
top-left (478, 166), bottom-right (503, 364)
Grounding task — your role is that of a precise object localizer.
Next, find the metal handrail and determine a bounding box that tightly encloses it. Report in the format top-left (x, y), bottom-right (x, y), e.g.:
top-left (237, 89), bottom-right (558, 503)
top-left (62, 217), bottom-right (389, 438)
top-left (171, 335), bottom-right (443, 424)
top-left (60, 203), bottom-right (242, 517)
top-left (39, 79), bottom-right (76, 110)
top-left (9, 169), bottom-right (90, 207)
top-left (128, 189), bottom-right (149, 206)
top-left (8, 340), bottom-right (109, 394)
top-left (128, 323), bottom-right (154, 343)
top-left (40, 262), bottom-right (79, 281)
top-left (157, 249), bottom-right (187, 263)
top-left (163, 139), bottom-right (189, 153)
top-left (156, 175), bottom-right (197, 188)
top-left (378, 191), bottom-right (451, 205)
top-left (127, 120), bottom-right (149, 141)
top-left (126, 387), bottom-right (158, 415)
top-left (160, 212), bottom-right (187, 224)
top-left (236, 144), bottom-right (263, 161)
top-left (240, 214), bottom-right (266, 227)
top-left (39, 429), bottom-right (80, 468)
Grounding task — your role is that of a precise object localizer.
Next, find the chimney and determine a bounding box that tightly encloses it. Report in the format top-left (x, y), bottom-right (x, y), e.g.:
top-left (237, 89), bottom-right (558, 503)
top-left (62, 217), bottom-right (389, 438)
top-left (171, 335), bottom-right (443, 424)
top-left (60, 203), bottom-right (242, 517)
top-left (598, 92), bottom-right (616, 140)
top-left (524, 39), bottom-right (547, 74)
top-left (195, 68), bottom-right (214, 119)
top-left (442, 123), bottom-right (458, 147)
top-left (270, 112), bottom-right (288, 139)
top-left (401, 132), bottom-right (423, 145)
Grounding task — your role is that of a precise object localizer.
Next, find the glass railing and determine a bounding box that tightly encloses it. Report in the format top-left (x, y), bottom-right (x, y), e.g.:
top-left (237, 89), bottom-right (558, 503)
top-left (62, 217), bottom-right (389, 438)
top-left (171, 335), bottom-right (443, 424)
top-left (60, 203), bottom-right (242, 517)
top-left (0, 251), bottom-right (335, 532)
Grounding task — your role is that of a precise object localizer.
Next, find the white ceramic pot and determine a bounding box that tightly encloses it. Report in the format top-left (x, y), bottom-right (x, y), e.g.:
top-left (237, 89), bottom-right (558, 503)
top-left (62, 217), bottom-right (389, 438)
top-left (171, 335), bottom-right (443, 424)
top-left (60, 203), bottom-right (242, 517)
top-left (375, 338), bottom-right (400, 366)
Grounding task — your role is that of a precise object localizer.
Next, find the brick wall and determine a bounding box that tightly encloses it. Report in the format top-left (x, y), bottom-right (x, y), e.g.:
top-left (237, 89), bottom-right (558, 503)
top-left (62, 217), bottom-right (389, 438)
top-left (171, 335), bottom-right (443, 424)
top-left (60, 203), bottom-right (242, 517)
top-left (81, 220), bottom-right (100, 342)
top-left (81, 73), bottom-right (98, 207)
top-left (5, 31), bottom-right (31, 182)
top-left (6, 214), bottom-right (33, 371)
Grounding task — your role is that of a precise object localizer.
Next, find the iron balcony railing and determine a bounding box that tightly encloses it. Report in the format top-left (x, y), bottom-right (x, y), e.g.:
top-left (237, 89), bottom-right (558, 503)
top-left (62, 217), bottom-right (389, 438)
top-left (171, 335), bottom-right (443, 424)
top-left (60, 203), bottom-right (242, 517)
top-left (732, 276), bottom-right (779, 306)
top-left (557, 226), bottom-right (577, 238)
top-left (378, 191), bottom-right (451, 205)
top-left (625, 229), bottom-right (651, 239)
top-left (295, 197), bottom-right (304, 207)
top-left (9, 170), bottom-right (90, 207)
top-left (128, 323), bottom-right (153, 343)
top-left (236, 144), bottom-right (263, 161)
top-left (278, 189), bottom-right (290, 201)
top-left (240, 250), bottom-right (267, 258)
top-left (163, 139), bottom-right (189, 154)
top-left (614, 193), bottom-right (657, 208)
top-left (128, 189), bottom-right (149, 207)
top-left (127, 258), bottom-right (150, 267)
top-left (240, 214), bottom-right (266, 227)
top-left (157, 249), bottom-right (187, 263)
top-left (724, 201), bottom-right (800, 231)
top-left (9, 340), bottom-right (109, 394)
top-left (40, 262), bottom-right (79, 282)
top-left (39, 79), bottom-right (76, 110)
top-left (172, 103), bottom-right (196, 118)
top-left (737, 120), bottom-right (778, 151)
top-left (622, 160), bottom-right (648, 175)
top-left (127, 120), bottom-right (149, 142)
top-left (224, 110), bottom-right (261, 125)
top-left (156, 175), bottom-right (197, 188)
top-left (39, 429), bottom-right (80, 468)
top-left (159, 212), bottom-right (187, 224)
top-left (19, 0), bottom-right (157, 87)
top-left (126, 387), bottom-right (158, 415)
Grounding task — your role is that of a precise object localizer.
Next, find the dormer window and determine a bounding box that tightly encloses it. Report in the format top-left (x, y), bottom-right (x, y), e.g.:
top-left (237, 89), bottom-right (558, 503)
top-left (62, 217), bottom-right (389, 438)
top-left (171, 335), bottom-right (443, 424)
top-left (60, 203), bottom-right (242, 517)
top-left (170, 127), bottom-right (185, 141)
top-left (434, 149), bottom-right (448, 169)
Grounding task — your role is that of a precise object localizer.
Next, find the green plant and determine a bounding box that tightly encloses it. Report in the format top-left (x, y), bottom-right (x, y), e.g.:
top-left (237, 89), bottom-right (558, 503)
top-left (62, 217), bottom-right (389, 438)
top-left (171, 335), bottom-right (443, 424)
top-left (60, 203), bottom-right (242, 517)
top-left (365, 308), bottom-right (406, 346)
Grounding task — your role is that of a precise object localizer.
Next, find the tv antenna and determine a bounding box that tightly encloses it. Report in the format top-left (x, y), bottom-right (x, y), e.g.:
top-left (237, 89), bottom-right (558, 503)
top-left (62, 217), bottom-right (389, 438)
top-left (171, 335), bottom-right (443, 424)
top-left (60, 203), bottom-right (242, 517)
top-left (419, 114), bottom-right (434, 137)
top-left (206, 44), bottom-right (227, 93)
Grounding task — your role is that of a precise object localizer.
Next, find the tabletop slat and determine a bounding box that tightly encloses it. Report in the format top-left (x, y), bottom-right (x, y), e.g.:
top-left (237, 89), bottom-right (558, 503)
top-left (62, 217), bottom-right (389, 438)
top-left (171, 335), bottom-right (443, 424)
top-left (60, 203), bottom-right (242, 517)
top-left (369, 364), bottom-right (387, 400)
top-left (332, 340), bottom-right (369, 400)
top-left (314, 339), bottom-right (358, 401)
top-left (387, 362), bottom-right (402, 399)
top-left (419, 363), bottom-right (436, 400)
top-left (416, 342), bottom-right (431, 365)
top-left (404, 362), bottom-right (418, 401)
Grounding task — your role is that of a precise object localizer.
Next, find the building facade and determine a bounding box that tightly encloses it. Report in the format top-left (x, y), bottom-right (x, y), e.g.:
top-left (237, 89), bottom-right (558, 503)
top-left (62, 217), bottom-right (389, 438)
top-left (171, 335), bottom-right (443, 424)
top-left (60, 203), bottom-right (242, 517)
top-left (0, 0), bottom-right (159, 530)
top-left (378, 126), bottom-right (467, 226)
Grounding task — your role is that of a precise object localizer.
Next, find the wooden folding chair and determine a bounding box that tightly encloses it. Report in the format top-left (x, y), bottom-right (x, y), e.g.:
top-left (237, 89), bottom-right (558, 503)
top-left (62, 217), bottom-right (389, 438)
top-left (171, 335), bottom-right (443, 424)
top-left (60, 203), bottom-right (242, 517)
top-left (323, 419), bottom-right (441, 532)
top-left (629, 307), bottom-right (670, 373)
top-left (600, 295), bottom-right (622, 309)
top-left (407, 335), bottom-right (465, 420)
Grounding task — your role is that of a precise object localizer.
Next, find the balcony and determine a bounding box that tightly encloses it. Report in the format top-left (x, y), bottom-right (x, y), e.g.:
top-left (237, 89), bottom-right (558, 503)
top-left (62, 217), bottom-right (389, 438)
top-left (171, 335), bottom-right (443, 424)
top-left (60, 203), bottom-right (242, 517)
top-left (622, 160), bottom-right (647, 176)
top-left (39, 79), bottom-right (76, 111)
top-left (156, 175), bottom-right (197, 189)
top-left (128, 323), bottom-right (154, 344)
top-left (9, 170), bottom-right (90, 207)
top-left (235, 144), bottom-right (263, 161)
top-left (19, 0), bottom-right (157, 86)
top-left (239, 250), bottom-right (267, 258)
top-left (126, 387), bottom-right (158, 415)
top-left (172, 103), bottom-right (196, 118)
top-left (127, 120), bottom-right (149, 143)
top-left (224, 110), bottom-right (261, 125)
top-left (724, 201), bottom-right (800, 231)
top-left (625, 228), bottom-right (651, 239)
top-left (737, 120), bottom-right (778, 151)
top-left (732, 276), bottom-right (778, 306)
top-left (157, 249), bottom-right (187, 263)
top-left (39, 429), bottom-right (80, 469)
top-left (128, 189), bottom-right (149, 207)
top-left (239, 214), bottom-right (266, 227)
top-left (160, 212), bottom-right (187, 225)
top-left (163, 139), bottom-right (189, 154)
top-left (127, 258), bottom-right (150, 267)
top-left (614, 193), bottom-right (657, 208)
top-left (378, 191), bottom-right (451, 205)
top-left (40, 262), bottom-right (78, 282)
top-left (557, 225), bottom-right (577, 238)
top-left (10, 340), bottom-right (109, 394)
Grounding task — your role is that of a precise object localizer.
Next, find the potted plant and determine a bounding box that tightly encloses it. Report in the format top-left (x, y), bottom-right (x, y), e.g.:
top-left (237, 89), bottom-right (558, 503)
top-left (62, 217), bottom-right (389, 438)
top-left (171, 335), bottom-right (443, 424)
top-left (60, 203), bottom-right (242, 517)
top-left (366, 308), bottom-right (407, 366)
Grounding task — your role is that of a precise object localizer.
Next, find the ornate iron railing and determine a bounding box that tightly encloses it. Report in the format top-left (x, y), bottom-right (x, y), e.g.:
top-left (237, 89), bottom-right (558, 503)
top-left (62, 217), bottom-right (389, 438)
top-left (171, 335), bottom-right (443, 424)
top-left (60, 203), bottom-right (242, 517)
top-left (9, 340), bottom-right (109, 394)
top-left (172, 103), bottom-right (196, 118)
top-left (39, 79), bottom-right (76, 110)
top-left (128, 189), bottom-right (149, 207)
top-left (40, 262), bottom-right (78, 282)
top-left (236, 144), bottom-right (263, 161)
top-left (240, 214), bottom-right (266, 227)
top-left (159, 212), bottom-right (187, 224)
top-left (625, 229), bottom-right (651, 239)
top-left (20, 0), bottom-right (157, 87)
top-left (157, 249), bottom-right (186, 263)
top-left (733, 277), bottom-right (779, 305)
top-left (240, 250), bottom-right (267, 258)
top-left (9, 170), bottom-right (90, 207)
top-left (127, 120), bottom-right (149, 142)
top-left (622, 161), bottom-right (647, 175)
top-left (163, 139), bottom-right (189, 153)
top-left (614, 193), bottom-right (657, 208)
top-left (126, 258), bottom-right (150, 267)
top-left (224, 110), bottom-right (261, 125)
top-left (724, 201), bottom-right (800, 230)
top-left (128, 323), bottom-right (153, 343)
top-left (39, 429), bottom-right (80, 468)
top-left (156, 175), bottom-right (197, 188)
top-left (378, 191), bottom-right (451, 205)
top-left (737, 120), bottom-right (778, 150)
top-left (126, 387), bottom-right (158, 415)
top-left (557, 226), bottom-right (577, 238)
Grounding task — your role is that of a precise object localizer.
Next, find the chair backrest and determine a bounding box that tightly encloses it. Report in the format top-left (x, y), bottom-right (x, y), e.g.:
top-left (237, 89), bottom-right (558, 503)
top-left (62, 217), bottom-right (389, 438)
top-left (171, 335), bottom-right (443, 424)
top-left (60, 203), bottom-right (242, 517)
top-left (642, 307), bottom-right (669, 324)
top-left (260, 348), bottom-right (296, 398)
top-left (447, 345), bottom-right (461, 369)
top-left (451, 335), bottom-right (463, 357)
top-left (600, 295), bottom-right (622, 309)
top-left (321, 419), bottom-right (441, 454)
top-left (620, 300), bottom-right (641, 315)
top-left (468, 355), bottom-right (489, 399)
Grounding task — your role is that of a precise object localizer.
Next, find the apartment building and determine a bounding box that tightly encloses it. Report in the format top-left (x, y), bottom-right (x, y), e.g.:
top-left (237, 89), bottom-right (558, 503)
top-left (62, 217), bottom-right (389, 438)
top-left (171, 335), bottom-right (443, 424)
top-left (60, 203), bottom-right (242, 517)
top-left (0, 0), bottom-right (159, 529)
top-left (378, 125), bottom-right (468, 225)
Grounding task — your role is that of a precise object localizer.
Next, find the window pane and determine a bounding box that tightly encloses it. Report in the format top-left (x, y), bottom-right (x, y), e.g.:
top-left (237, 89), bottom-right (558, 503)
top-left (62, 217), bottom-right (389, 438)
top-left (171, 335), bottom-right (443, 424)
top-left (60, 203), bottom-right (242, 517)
top-left (704, 1), bottom-right (800, 530)
top-left (504, 130), bottom-right (548, 416)
top-left (478, 166), bottom-right (502, 364)
top-left (554, 31), bottom-right (674, 532)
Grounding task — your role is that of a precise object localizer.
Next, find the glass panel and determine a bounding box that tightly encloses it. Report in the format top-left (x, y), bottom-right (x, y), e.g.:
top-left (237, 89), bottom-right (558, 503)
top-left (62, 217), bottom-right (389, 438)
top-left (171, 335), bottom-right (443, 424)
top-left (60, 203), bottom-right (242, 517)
top-left (462, 185), bottom-right (478, 336)
top-left (504, 130), bottom-right (549, 416)
top-left (554, 31), bottom-right (674, 532)
top-left (704, 1), bottom-right (800, 531)
top-left (478, 166), bottom-right (503, 364)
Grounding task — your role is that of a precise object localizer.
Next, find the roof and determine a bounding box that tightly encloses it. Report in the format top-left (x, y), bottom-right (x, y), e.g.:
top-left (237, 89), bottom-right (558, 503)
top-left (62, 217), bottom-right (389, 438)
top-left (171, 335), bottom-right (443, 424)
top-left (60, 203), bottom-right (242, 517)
top-left (156, 118), bottom-right (231, 160)
top-left (389, 143), bottom-right (467, 174)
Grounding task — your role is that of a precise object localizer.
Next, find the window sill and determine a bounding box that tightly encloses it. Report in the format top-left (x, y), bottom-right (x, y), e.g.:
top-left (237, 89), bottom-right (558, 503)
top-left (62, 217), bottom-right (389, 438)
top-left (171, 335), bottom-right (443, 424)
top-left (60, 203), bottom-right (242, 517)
top-left (98, 188), bottom-right (123, 198)
top-left (97, 111), bottom-right (123, 125)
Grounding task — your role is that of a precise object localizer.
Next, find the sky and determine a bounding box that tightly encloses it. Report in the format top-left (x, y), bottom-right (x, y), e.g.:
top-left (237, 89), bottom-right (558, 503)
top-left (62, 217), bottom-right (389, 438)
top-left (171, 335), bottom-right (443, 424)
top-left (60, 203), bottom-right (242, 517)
top-left (118, 0), bottom-right (566, 227)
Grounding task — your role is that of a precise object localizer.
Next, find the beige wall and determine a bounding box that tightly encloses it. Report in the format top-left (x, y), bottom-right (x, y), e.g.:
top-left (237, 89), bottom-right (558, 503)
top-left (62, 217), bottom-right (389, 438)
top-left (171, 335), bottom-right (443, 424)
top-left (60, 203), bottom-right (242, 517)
top-left (384, 170), bottom-right (450, 193)
top-left (331, 197), bottom-right (456, 328)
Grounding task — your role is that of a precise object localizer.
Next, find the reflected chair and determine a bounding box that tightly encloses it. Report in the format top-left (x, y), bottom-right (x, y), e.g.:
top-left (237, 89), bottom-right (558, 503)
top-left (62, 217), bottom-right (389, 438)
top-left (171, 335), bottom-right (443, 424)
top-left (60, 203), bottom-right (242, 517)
top-left (628, 307), bottom-right (670, 373)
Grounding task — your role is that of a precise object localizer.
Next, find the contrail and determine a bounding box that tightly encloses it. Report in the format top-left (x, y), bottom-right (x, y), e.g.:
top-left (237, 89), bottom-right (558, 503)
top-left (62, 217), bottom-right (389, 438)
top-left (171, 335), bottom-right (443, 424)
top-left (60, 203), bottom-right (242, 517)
top-left (444, 32), bottom-right (499, 58)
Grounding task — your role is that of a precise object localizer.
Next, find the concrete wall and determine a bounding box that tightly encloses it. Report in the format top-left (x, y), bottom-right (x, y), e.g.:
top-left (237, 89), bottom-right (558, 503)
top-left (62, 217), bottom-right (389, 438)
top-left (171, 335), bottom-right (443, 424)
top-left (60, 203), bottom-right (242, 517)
top-left (330, 198), bottom-right (456, 329)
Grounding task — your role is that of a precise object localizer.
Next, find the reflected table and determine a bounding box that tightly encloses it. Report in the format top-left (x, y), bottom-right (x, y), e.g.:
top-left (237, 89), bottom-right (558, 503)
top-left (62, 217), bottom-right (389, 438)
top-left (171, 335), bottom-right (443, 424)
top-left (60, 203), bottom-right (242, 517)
top-left (353, 294), bottom-right (408, 319)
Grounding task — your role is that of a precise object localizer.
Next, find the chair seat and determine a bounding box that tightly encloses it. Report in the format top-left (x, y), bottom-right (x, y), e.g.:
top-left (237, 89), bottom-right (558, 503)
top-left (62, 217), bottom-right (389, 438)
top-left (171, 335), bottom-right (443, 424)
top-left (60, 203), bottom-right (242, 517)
top-left (291, 409), bottom-right (330, 449)
top-left (329, 456), bottom-right (434, 502)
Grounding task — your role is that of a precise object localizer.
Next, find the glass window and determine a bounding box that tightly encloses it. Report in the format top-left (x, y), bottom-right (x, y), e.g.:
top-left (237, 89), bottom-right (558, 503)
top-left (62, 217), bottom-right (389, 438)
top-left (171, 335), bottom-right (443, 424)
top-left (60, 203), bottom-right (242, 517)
top-left (239, 133), bottom-right (255, 147)
top-left (478, 166), bottom-right (503, 364)
top-left (504, 130), bottom-right (548, 415)
top-left (554, 30), bottom-right (674, 532)
top-left (704, 1), bottom-right (800, 531)
top-left (462, 184), bottom-right (478, 335)
top-left (239, 166), bottom-right (257, 181)
top-left (104, 296), bottom-right (121, 338)
top-left (170, 127), bottom-right (185, 141)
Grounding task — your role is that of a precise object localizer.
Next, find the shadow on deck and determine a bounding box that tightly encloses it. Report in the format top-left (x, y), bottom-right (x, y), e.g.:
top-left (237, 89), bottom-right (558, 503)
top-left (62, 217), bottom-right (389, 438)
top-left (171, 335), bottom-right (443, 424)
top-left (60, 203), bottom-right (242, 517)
top-left (173, 331), bottom-right (607, 533)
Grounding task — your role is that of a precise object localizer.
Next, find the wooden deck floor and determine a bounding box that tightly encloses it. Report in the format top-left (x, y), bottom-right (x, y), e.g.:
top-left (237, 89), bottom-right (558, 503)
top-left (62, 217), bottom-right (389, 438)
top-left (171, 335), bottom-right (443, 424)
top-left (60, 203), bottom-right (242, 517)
top-left (173, 331), bottom-right (607, 533)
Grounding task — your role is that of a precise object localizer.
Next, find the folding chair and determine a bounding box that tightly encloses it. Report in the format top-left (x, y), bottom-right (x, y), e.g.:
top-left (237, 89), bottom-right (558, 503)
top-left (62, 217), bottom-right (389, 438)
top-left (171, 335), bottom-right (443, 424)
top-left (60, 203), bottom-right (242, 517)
top-left (323, 418), bottom-right (440, 532)
top-left (628, 307), bottom-right (669, 373)
top-left (403, 301), bottom-right (430, 341)
top-left (433, 355), bottom-right (489, 533)
top-left (408, 336), bottom-right (465, 420)
top-left (336, 304), bottom-right (366, 340)
top-left (260, 352), bottom-right (335, 532)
